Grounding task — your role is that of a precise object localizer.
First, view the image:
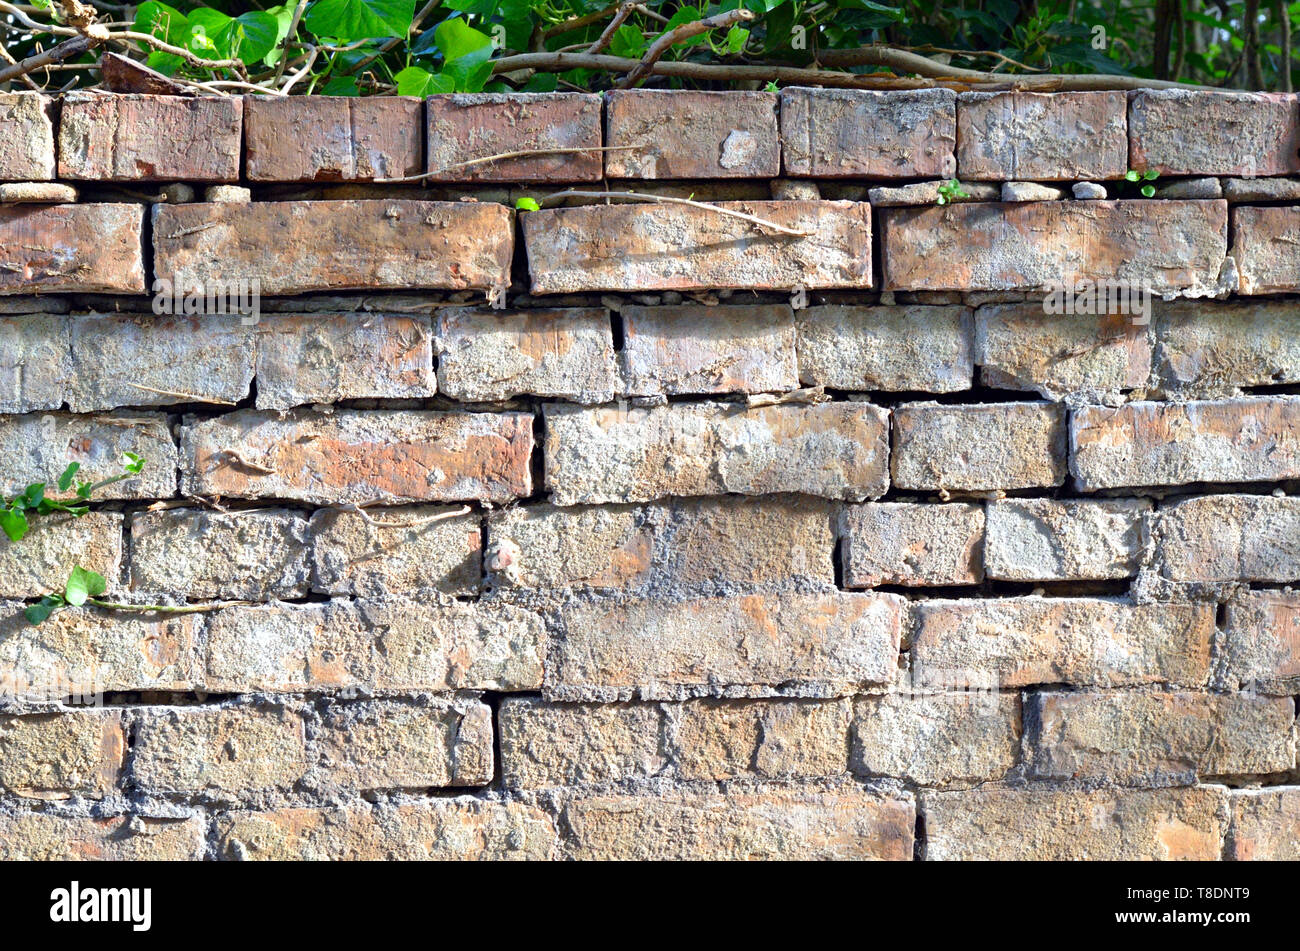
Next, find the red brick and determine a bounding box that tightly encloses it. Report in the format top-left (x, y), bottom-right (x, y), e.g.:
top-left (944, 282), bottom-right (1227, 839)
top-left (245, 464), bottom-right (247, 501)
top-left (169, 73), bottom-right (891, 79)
top-left (523, 200), bottom-right (872, 293)
top-left (605, 90), bottom-right (779, 178)
top-left (245, 96), bottom-right (422, 181)
top-left (1222, 591), bottom-right (1300, 695)
top-left (0, 93), bottom-right (55, 180)
top-left (58, 92), bottom-right (241, 181)
top-left (0, 204), bottom-right (144, 294)
top-left (957, 91), bottom-right (1127, 180)
top-left (1234, 206), bottom-right (1300, 295)
top-left (153, 200), bottom-right (513, 295)
top-left (1129, 89), bottom-right (1300, 176)
top-left (426, 92), bottom-right (601, 182)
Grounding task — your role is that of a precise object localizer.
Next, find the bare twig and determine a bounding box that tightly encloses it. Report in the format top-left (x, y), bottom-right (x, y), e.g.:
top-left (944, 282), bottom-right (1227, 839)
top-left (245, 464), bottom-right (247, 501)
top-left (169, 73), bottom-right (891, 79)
top-left (126, 382), bottom-right (237, 404)
top-left (272, 0), bottom-right (308, 85)
top-left (0, 35), bottom-right (97, 85)
top-left (538, 190), bottom-right (814, 237)
top-left (618, 8), bottom-right (755, 87)
top-left (372, 145), bottom-right (636, 183)
top-left (335, 502), bottom-right (472, 530)
top-left (86, 598), bottom-right (254, 614)
top-left (587, 1), bottom-right (636, 54)
top-left (0, 42), bottom-right (43, 89)
top-left (542, 1), bottom-right (623, 39)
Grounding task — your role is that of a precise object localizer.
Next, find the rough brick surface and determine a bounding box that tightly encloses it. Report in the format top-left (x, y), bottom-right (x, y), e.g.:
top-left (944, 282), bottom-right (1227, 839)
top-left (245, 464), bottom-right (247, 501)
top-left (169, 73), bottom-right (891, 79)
top-left (549, 592), bottom-right (903, 699)
top-left (426, 93), bottom-right (602, 182)
top-left (0, 512), bottom-right (121, 600)
top-left (1234, 206), bottom-right (1300, 295)
top-left (0, 314), bottom-right (69, 412)
top-left (436, 307), bottom-right (616, 403)
top-left (1071, 397), bottom-right (1300, 490)
top-left (892, 402), bottom-right (1067, 492)
top-left (255, 314), bottom-right (435, 410)
top-left (780, 87), bottom-right (956, 177)
top-left (1027, 690), bottom-right (1296, 785)
top-left (796, 305), bottom-right (973, 393)
top-left (216, 801), bottom-right (556, 860)
top-left (985, 498), bottom-right (1149, 581)
top-left (605, 90), bottom-right (779, 178)
top-left (957, 91), bottom-right (1127, 180)
top-left (523, 201), bottom-right (872, 292)
top-left (561, 787), bottom-right (914, 860)
top-left (0, 204), bottom-right (145, 295)
top-left (1221, 592), bottom-right (1300, 695)
top-left (923, 785), bottom-right (1228, 860)
top-left (181, 408), bottom-right (533, 504)
top-left (672, 698), bottom-right (851, 781)
top-left (204, 600), bottom-right (545, 694)
top-left (59, 93), bottom-right (242, 181)
top-left (1129, 90), bottom-right (1300, 176)
top-left (0, 93), bottom-right (55, 180)
top-left (308, 505), bottom-right (481, 597)
top-left (545, 401), bottom-right (889, 505)
top-left (840, 503), bottom-right (984, 588)
top-left (499, 699), bottom-right (666, 789)
top-left (881, 201), bottom-right (1228, 296)
top-left (1157, 494), bottom-right (1300, 583)
top-left (1153, 300), bottom-right (1300, 395)
top-left (129, 508), bottom-right (310, 600)
top-left (0, 814), bottom-right (206, 861)
top-left (0, 711), bottom-right (123, 799)
top-left (154, 201), bottom-right (514, 294)
top-left (853, 691), bottom-right (1021, 787)
top-left (488, 495), bottom-right (834, 594)
top-left (1227, 788), bottom-right (1300, 861)
top-left (620, 304), bottom-right (797, 397)
top-left (245, 96), bottom-right (422, 181)
top-left (911, 598), bottom-right (1214, 689)
top-left (0, 411), bottom-right (176, 500)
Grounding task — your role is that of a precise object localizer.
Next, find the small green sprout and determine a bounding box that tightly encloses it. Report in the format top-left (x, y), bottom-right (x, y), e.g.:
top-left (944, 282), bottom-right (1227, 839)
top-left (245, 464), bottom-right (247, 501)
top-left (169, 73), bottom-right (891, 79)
top-left (1126, 168), bottom-right (1159, 197)
top-left (514, 197), bottom-right (541, 212)
top-left (936, 179), bottom-right (970, 206)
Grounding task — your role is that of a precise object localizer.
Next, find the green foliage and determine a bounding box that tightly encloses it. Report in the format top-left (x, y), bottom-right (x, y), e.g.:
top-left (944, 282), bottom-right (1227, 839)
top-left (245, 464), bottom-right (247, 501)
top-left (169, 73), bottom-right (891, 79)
top-left (515, 196), bottom-right (542, 211)
top-left (936, 179), bottom-right (970, 206)
top-left (1126, 168), bottom-right (1160, 197)
top-left (0, 454), bottom-right (144, 544)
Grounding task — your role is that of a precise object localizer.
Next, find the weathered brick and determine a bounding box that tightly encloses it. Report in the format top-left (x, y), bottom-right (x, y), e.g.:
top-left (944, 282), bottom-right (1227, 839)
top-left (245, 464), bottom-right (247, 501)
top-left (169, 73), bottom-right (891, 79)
top-left (181, 408), bottom-right (532, 504)
top-left (544, 401), bottom-right (888, 505)
top-left (550, 592), bottom-right (903, 699)
top-left (796, 304), bottom-right (973, 393)
top-left (132, 704), bottom-right (309, 799)
top-left (317, 698), bottom-right (493, 791)
top-left (605, 90), bottom-right (779, 178)
top-left (154, 201), bottom-right (513, 294)
top-left (426, 92), bottom-right (602, 182)
top-left (255, 314), bottom-right (435, 410)
top-left (204, 599), bottom-right (545, 694)
top-left (1234, 206), bottom-right (1300, 295)
top-left (0, 204), bottom-right (145, 295)
top-left (245, 96), bottom-right (422, 181)
top-left (672, 698), bottom-right (850, 781)
top-left (309, 505), bottom-right (481, 597)
top-left (911, 597), bottom-right (1214, 689)
top-left (0, 314), bottom-right (69, 412)
top-left (0, 93), bottom-right (55, 180)
top-left (1027, 690), bottom-right (1295, 785)
top-left (1227, 787), bottom-right (1300, 860)
top-left (59, 92), bottom-right (242, 181)
top-left (975, 304), bottom-right (1152, 399)
top-left (436, 307), bottom-right (616, 403)
top-left (0, 710), bottom-right (123, 798)
top-left (892, 402), bottom-right (1066, 492)
top-left (0, 512), bottom-right (121, 600)
top-left (841, 503), bottom-right (984, 588)
top-left (499, 699), bottom-right (666, 789)
top-left (523, 201), bottom-right (872, 293)
top-left (1153, 299), bottom-right (1300, 395)
top-left (780, 87), bottom-right (955, 177)
top-left (956, 90), bottom-right (1127, 180)
top-left (0, 602), bottom-right (202, 697)
top-left (1129, 89), bottom-right (1300, 176)
top-left (620, 304), bottom-right (796, 397)
top-left (216, 800), bottom-right (556, 860)
top-left (129, 508), bottom-right (310, 601)
top-left (881, 201), bottom-right (1228, 296)
top-left (1158, 494), bottom-right (1300, 583)
top-left (853, 691), bottom-right (1021, 786)
top-left (67, 313), bottom-right (255, 412)
top-left (922, 785), bottom-right (1228, 860)
top-left (0, 411), bottom-right (176, 500)
top-left (1221, 591), bottom-right (1300, 695)
top-left (0, 814), bottom-right (206, 861)
top-left (985, 498), bottom-right (1149, 582)
top-left (1070, 397), bottom-right (1300, 490)
top-left (562, 787), bottom-right (914, 860)
top-left (488, 495), bottom-right (834, 594)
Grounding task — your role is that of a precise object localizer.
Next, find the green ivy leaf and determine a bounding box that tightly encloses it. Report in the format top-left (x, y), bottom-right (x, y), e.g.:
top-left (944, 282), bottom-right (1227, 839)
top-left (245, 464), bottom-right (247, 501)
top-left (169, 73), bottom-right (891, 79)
top-left (64, 565), bottom-right (107, 608)
top-left (395, 65), bottom-right (456, 96)
top-left (187, 9), bottom-right (280, 63)
top-left (515, 196), bottom-right (540, 211)
top-left (434, 17), bottom-right (495, 91)
top-left (122, 452), bottom-right (145, 475)
top-left (1143, 169), bottom-right (1159, 181)
top-left (609, 23), bottom-right (646, 59)
top-left (0, 507), bottom-right (29, 543)
top-left (661, 6), bottom-right (709, 48)
top-left (57, 462), bottom-right (80, 492)
top-left (24, 596), bottom-right (63, 626)
top-left (725, 25), bottom-right (750, 54)
top-left (1141, 183), bottom-right (1156, 197)
top-left (1125, 169), bottom-right (1141, 182)
top-left (304, 0), bottom-right (416, 42)
top-left (134, 1), bottom-right (189, 46)
top-left (320, 73), bottom-right (362, 95)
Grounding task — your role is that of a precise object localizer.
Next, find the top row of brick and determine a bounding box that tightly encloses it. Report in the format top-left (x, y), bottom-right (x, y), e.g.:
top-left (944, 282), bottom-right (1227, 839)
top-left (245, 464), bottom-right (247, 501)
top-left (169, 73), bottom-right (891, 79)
top-left (2, 87), bottom-right (1298, 184)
